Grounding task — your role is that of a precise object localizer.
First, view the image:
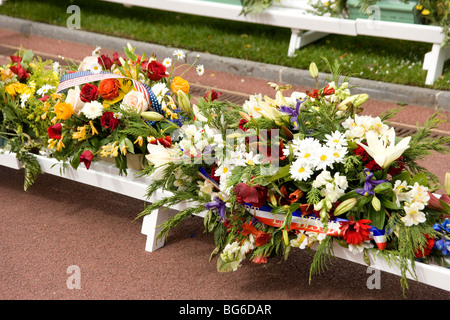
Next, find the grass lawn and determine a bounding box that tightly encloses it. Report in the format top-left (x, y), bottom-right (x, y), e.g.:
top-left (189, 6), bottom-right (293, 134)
top-left (0, 0), bottom-right (449, 90)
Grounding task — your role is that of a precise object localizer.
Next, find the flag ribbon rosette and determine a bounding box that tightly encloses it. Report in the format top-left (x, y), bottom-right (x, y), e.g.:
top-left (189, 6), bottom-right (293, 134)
top-left (56, 71), bottom-right (162, 115)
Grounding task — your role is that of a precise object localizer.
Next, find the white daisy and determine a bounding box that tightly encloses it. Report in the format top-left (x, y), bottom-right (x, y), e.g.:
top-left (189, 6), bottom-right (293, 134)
top-left (36, 85), bottom-right (55, 97)
top-left (290, 159), bottom-right (314, 181)
top-left (162, 58), bottom-right (172, 68)
top-left (81, 101), bottom-right (103, 119)
top-left (325, 130), bottom-right (348, 148)
top-left (92, 46), bottom-right (101, 56)
top-left (315, 146), bottom-right (335, 171)
top-left (196, 64), bottom-right (205, 76)
top-left (52, 62), bottom-right (60, 74)
top-left (89, 62), bottom-right (102, 74)
top-left (173, 49), bottom-right (185, 61)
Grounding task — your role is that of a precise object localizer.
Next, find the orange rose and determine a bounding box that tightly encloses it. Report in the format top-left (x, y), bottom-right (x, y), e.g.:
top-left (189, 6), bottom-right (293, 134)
top-left (170, 76), bottom-right (189, 94)
top-left (98, 78), bottom-right (120, 100)
top-left (54, 102), bottom-right (74, 120)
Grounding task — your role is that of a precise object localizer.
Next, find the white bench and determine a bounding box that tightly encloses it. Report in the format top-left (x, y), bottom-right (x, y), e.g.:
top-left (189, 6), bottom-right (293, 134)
top-left (1, 150), bottom-right (449, 292)
top-left (99, 0), bottom-right (449, 85)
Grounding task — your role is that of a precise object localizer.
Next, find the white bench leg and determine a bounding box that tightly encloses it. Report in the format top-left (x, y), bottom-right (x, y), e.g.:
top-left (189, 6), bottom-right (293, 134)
top-left (141, 207), bottom-right (178, 252)
top-left (423, 43), bottom-right (450, 85)
top-left (288, 28), bottom-right (329, 57)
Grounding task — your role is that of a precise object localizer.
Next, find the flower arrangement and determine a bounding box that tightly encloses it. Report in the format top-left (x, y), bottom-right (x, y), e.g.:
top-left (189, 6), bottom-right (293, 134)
top-left (1, 44), bottom-right (449, 295)
top-left (0, 48), bottom-right (61, 189)
top-left (136, 61), bottom-right (450, 294)
top-left (0, 44), bottom-right (206, 180)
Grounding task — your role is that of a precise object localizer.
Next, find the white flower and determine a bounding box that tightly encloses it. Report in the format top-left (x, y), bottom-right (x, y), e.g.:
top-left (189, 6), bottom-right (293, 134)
top-left (409, 182), bottom-right (430, 208)
top-left (65, 86), bottom-right (85, 115)
top-left (393, 180), bottom-right (411, 206)
top-left (52, 62), bottom-right (60, 73)
top-left (325, 130), bottom-right (348, 148)
top-left (162, 58), bottom-right (172, 68)
top-left (401, 201), bottom-right (427, 227)
top-left (356, 127), bottom-right (411, 169)
top-left (81, 101), bottom-right (103, 119)
top-left (120, 90), bottom-right (149, 113)
top-left (36, 85), bottom-right (55, 97)
top-left (315, 146), bottom-right (335, 171)
top-left (198, 179), bottom-right (215, 196)
top-left (290, 160), bottom-right (314, 181)
top-left (312, 170), bottom-right (333, 188)
top-left (92, 46), bottom-right (101, 56)
top-left (348, 241), bottom-right (374, 255)
top-left (173, 49), bottom-right (185, 61)
top-left (151, 82), bottom-right (169, 104)
top-left (78, 55), bottom-right (99, 71)
top-left (20, 93), bottom-right (30, 108)
top-left (89, 62), bottom-right (102, 74)
top-left (196, 64), bottom-right (205, 76)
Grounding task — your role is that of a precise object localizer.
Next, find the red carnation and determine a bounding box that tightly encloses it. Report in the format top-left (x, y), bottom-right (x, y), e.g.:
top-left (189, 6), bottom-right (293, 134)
top-left (142, 60), bottom-right (168, 81)
top-left (233, 183), bottom-right (268, 208)
top-left (80, 83), bottom-right (99, 102)
top-left (308, 89), bottom-right (319, 99)
top-left (100, 111), bottom-right (120, 131)
top-left (47, 123), bottom-right (62, 140)
top-left (339, 217), bottom-right (372, 245)
top-left (80, 150), bottom-right (94, 170)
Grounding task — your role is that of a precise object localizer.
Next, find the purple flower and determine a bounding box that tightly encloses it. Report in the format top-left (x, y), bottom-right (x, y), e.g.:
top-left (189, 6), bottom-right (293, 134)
top-left (280, 98), bottom-right (306, 130)
top-left (355, 168), bottom-right (388, 196)
top-left (205, 196), bottom-right (226, 221)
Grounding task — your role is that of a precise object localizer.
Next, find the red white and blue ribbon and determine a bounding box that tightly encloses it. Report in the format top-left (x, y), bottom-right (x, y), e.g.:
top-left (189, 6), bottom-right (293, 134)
top-left (246, 203), bottom-right (387, 250)
top-left (56, 71), bottom-right (162, 115)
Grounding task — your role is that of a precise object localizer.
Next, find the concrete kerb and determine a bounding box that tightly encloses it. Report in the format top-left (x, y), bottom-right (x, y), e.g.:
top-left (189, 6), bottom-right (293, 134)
top-left (1, 15), bottom-right (449, 111)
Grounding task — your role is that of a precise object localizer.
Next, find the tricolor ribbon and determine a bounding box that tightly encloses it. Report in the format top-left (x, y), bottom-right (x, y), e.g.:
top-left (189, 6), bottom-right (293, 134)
top-left (245, 203), bottom-right (387, 250)
top-left (56, 71), bottom-right (162, 115)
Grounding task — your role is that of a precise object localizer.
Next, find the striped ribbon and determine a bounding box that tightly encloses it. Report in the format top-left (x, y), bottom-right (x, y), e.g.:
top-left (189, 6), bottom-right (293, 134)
top-left (56, 71), bottom-right (162, 115)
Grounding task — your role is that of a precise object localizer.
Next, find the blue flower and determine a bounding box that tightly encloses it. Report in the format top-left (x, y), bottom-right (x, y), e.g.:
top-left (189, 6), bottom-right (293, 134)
top-left (280, 98), bottom-right (306, 130)
top-left (205, 196), bottom-right (226, 221)
top-left (355, 168), bottom-right (389, 196)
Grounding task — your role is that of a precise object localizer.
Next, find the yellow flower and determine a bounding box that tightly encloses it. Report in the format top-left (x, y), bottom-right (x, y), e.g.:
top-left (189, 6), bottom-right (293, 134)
top-left (56, 135), bottom-right (65, 152)
top-left (5, 82), bottom-right (28, 98)
top-left (89, 121), bottom-right (99, 135)
top-left (48, 138), bottom-right (57, 149)
top-left (133, 136), bottom-right (144, 147)
top-left (416, 5), bottom-right (423, 10)
top-left (421, 9), bottom-right (430, 15)
top-left (72, 125), bottom-right (89, 141)
top-left (1, 68), bottom-right (14, 81)
top-left (170, 76), bottom-right (190, 94)
top-left (54, 102), bottom-right (74, 120)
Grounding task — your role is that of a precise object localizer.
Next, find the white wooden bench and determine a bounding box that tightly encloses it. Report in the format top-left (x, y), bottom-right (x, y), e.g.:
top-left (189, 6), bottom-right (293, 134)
top-left (98, 0), bottom-right (449, 85)
top-left (1, 150), bottom-right (449, 292)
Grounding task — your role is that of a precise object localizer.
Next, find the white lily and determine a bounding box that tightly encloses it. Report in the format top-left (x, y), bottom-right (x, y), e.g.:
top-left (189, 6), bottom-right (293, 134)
top-left (356, 127), bottom-right (411, 169)
top-left (145, 143), bottom-right (181, 168)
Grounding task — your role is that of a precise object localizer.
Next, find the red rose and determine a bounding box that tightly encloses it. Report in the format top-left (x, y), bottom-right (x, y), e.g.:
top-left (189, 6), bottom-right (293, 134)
top-left (142, 60), bottom-right (168, 81)
top-left (47, 123), bottom-right (62, 140)
top-left (233, 183), bottom-right (268, 208)
top-left (100, 111), bottom-right (120, 131)
top-left (80, 150), bottom-right (94, 170)
top-left (80, 83), bottom-right (99, 102)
